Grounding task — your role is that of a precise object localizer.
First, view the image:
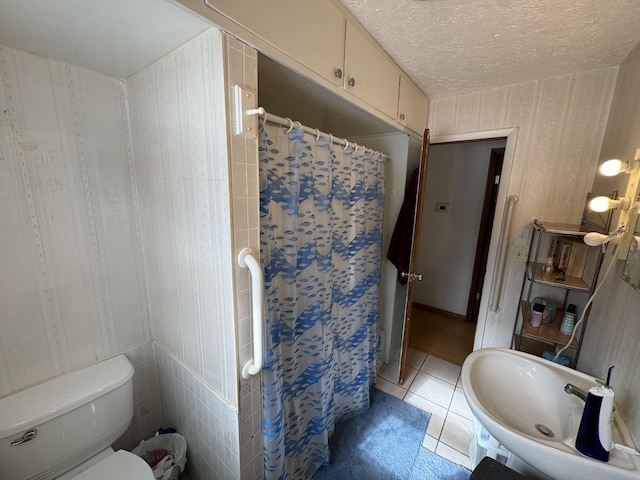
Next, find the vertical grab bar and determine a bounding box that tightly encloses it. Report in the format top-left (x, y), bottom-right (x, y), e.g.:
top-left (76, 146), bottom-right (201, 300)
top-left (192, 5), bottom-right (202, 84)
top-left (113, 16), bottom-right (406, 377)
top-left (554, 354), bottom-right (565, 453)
top-left (238, 247), bottom-right (264, 379)
top-left (489, 195), bottom-right (519, 313)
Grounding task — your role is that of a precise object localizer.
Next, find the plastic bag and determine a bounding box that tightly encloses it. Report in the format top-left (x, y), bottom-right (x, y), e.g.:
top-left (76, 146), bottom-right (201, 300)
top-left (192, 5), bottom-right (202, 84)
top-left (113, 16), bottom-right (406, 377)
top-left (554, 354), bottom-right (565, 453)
top-left (132, 433), bottom-right (187, 480)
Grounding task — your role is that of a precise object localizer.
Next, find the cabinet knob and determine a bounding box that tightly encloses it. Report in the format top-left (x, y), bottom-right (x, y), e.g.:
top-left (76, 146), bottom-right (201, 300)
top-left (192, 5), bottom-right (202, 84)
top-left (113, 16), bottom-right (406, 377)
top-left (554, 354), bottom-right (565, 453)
top-left (399, 113), bottom-right (406, 121)
top-left (334, 68), bottom-right (343, 79)
top-left (348, 77), bottom-right (356, 87)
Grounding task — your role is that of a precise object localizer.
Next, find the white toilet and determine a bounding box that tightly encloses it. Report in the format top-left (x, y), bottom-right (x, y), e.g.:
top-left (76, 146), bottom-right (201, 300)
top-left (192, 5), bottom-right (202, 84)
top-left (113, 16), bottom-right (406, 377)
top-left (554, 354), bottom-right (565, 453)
top-left (0, 355), bottom-right (155, 480)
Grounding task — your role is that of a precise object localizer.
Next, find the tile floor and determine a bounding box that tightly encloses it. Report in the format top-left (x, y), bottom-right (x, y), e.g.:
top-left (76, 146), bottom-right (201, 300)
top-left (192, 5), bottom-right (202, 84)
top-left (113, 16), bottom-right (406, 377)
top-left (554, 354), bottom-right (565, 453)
top-left (183, 348), bottom-right (476, 479)
top-left (376, 348), bottom-right (475, 470)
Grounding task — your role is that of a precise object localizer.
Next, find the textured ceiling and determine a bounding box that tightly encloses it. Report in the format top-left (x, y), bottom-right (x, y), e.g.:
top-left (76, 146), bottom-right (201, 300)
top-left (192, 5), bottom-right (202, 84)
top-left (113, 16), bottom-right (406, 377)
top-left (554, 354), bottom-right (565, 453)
top-left (340, 0), bottom-right (640, 98)
top-left (1, 1), bottom-right (639, 98)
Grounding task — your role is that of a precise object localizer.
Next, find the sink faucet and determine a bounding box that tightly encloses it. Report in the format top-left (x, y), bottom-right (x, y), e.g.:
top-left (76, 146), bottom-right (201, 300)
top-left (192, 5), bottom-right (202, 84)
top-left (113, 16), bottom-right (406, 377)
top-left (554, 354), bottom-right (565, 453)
top-left (565, 383), bottom-right (587, 402)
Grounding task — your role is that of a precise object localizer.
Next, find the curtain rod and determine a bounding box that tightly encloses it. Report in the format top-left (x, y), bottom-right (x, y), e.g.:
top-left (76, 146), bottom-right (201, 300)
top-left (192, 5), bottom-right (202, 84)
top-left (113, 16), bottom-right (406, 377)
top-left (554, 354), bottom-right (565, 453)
top-left (247, 107), bottom-right (389, 159)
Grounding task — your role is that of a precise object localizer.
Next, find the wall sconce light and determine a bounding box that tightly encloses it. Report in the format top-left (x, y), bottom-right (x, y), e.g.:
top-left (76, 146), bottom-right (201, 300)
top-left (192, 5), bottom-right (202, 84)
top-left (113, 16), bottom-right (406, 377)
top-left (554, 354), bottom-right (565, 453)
top-left (588, 196), bottom-right (631, 212)
top-left (599, 159), bottom-right (640, 176)
top-left (583, 225), bottom-right (626, 247)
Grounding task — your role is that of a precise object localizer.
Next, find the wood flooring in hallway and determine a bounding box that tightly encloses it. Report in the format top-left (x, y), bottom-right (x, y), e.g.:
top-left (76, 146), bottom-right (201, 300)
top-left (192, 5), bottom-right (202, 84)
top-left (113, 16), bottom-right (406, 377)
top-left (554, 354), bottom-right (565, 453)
top-left (408, 305), bottom-right (476, 366)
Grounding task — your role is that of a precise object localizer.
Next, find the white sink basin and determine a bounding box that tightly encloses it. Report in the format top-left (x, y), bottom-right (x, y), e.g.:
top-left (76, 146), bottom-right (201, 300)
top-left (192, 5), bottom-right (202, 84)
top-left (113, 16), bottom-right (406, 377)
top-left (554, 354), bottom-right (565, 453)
top-left (461, 348), bottom-right (640, 480)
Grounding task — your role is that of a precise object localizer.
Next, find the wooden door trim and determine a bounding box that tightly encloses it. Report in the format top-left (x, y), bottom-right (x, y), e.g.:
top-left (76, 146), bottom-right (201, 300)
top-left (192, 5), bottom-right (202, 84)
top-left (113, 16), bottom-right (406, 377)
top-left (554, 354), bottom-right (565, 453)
top-left (465, 147), bottom-right (504, 322)
top-left (398, 129), bottom-right (429, 385)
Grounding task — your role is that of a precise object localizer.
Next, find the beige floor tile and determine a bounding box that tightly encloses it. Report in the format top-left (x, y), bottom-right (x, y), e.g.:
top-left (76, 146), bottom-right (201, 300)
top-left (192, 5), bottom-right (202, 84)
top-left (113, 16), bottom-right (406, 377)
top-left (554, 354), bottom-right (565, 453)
top-left (421, 355), bottom-right (461, 385)
top-left (440, 411), bottom-right (475, 455)
top-left (422, 433), bottom-right (438, 451)
top-left (380, 353), bottom-right (475, 478)
top-left (375, 376), bottom-right (407, 400)
top-left (409, 372), bottom-right (455, 409)
top-left (380, 361), bottom-right (418, 387)
top-left (435, 442), bottom-right (472, 470)
top-left (404, 391), bottom-right (448, 438)
top-left (450, 387), bottom-right (473, 420)
top-left (407, 348), bottom-right (428, 369)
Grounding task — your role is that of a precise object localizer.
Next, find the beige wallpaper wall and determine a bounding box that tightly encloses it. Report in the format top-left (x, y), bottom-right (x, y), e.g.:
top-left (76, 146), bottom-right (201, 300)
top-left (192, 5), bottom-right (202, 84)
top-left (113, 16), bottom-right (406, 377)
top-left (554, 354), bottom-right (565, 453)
top-left (0, 45), bottom-right (149, 395)
top-left (580, 41), bottom-right (640, 445)
top-left (428, 67), bottom-right (618, 350)
top-left (0, 27), bottom-right (254, 479)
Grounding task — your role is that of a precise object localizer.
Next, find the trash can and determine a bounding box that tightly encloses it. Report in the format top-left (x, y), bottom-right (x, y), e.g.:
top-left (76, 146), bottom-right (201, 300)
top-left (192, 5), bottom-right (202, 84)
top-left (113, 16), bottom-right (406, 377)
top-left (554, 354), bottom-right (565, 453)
top-left (133, 432), bottom-right (187, 480)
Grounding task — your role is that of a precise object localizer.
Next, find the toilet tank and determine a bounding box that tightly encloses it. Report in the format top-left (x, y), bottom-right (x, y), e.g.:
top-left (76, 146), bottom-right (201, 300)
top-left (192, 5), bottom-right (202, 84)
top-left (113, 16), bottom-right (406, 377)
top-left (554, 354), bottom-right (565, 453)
top-left (0, 355), bottom-right (135, 480)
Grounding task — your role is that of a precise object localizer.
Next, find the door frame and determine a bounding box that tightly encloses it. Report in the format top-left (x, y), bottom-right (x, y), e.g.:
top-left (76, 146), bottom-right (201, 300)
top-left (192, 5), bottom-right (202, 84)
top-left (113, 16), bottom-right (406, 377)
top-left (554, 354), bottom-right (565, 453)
top-left (430, 128), bottom-right (518, 352)
top-left (395, 128), bottom-right (518, 382)
top-left (466, 147), bottom-right (504, 323)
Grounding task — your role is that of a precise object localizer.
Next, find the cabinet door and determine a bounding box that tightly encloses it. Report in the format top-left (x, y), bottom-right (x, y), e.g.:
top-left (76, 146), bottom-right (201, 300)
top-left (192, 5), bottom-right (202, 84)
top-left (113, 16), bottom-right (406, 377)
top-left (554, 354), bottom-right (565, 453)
top-left (398, 74), bottom-right (429, 134)
top-left (206, 0), bottom-right (345, 86)
top-left (344, 20), bottom-right (399, 118)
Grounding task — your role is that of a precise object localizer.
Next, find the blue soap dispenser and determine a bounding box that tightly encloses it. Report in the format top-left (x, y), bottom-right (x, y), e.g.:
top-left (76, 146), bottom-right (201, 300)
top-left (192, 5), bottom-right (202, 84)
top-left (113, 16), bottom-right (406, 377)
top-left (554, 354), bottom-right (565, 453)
top-left (576, 366), bottom-right (615, 462)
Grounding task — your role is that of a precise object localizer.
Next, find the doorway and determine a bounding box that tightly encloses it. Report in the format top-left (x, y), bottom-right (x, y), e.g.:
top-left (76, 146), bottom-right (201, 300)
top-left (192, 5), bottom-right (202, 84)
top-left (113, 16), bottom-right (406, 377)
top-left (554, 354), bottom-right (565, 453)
top-left (408, 139), bottom-right (506, 365)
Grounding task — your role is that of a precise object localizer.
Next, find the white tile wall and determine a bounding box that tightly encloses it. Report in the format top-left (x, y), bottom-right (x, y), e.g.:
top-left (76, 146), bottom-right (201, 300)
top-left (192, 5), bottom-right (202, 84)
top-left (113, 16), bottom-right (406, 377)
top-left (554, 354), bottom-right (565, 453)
top-left (154, 344), bottom-right (240, 480)
top-left (127, 29), bottom-right (237, 406)
top-left (222, 34), bottom-right (263, 480)
top-left (127, 28), bottom-right (245, 479)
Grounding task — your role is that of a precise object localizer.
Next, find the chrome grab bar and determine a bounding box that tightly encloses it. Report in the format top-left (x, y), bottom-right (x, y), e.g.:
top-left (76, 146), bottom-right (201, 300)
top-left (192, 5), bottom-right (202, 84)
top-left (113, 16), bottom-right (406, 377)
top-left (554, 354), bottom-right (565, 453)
top-left (238, 248), bottom-right (264, 379)
top-left (489, 195), bottom-right (518, 313)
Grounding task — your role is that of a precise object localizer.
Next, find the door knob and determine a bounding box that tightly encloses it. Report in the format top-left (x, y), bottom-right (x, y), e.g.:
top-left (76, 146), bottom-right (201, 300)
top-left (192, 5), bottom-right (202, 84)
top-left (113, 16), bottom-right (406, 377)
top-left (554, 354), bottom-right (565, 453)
top-left (401, 272), bottom-right (423, 281)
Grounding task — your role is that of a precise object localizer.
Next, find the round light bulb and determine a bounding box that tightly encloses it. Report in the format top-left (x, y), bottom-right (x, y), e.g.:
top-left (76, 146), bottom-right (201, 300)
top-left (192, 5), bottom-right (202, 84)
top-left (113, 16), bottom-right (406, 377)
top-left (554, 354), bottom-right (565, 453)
top-left (599, 159), bottom-right (624, 176)
top-left (584, 232), bottom-right (608, 246)
top-left (589, 196), bottom-right (613, 212)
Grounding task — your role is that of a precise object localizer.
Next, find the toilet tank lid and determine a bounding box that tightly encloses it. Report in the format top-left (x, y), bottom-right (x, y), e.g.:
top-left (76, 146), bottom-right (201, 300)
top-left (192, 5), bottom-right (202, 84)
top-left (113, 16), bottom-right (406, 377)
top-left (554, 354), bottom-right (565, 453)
top-left (0, 355), bottom-right (134, 437)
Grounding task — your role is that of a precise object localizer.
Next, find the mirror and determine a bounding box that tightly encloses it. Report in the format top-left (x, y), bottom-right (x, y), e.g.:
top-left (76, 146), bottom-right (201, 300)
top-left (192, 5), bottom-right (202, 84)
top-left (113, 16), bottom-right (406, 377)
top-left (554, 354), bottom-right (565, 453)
top-left (622, 212), bottom-right (640, 290)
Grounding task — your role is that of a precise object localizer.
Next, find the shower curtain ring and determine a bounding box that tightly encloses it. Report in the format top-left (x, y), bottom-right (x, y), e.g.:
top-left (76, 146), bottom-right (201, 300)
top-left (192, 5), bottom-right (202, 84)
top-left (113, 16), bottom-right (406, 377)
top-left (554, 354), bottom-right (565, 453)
top-left (295, 121), bottom-right (302, 129)
top-left (343, 139), bottom-right (349, 151)
top-left (354, 143), bottom-right (358, 153)
top-left (329, 134), bottom-right (333, 146)
top-left (315, 129), bottom-right (321, 142)
top-left (285, 118), bottom-right (294, 133)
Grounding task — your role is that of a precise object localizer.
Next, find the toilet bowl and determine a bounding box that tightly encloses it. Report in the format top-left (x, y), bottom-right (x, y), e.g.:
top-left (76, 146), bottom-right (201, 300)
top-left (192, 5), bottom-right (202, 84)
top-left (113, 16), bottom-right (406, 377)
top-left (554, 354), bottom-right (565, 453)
top-left (60, 449), bottom-right (154, 480)
top-left (0, 355), bottom-right (154, 480)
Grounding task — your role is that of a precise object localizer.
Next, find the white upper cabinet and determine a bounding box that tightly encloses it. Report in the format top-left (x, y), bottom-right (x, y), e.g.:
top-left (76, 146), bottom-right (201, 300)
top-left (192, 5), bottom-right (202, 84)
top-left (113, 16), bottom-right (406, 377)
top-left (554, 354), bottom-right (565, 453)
top-left (398, 74), bottom-right (429, 134)
top-left (205, 0), bottom-right (346, 86)
top-left (343, 20), bottom-right (400, 119)
top-left (197, 0), bottom-right (428, 134)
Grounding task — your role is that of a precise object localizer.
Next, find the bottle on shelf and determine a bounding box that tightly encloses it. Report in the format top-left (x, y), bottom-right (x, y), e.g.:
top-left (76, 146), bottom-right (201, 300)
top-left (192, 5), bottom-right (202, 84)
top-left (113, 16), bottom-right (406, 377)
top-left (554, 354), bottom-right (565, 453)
top-left (560, 304), bottom-right (577, 335)
top-left (543, 256), bottom-right (554, 278)
top-left (530, 303), bottom-right (544, 328)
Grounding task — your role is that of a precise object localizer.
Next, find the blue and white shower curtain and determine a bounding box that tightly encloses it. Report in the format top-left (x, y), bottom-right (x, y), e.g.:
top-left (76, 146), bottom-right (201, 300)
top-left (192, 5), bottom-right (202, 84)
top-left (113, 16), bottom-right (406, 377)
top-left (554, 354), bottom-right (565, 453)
top-left (259, 121), bottom-right (385, 480)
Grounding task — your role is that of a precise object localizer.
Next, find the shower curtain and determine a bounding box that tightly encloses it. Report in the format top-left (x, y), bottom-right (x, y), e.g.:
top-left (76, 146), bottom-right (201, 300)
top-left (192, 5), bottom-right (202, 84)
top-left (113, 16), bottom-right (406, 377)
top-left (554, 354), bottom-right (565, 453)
top-left (259, 121), bottom-right (385, 480)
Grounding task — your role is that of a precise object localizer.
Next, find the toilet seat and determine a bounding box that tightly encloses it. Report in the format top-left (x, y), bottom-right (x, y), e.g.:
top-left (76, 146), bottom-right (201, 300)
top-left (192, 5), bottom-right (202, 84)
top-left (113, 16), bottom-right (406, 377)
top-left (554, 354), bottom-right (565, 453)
top-left (72, 450), bottom-right (155, 480)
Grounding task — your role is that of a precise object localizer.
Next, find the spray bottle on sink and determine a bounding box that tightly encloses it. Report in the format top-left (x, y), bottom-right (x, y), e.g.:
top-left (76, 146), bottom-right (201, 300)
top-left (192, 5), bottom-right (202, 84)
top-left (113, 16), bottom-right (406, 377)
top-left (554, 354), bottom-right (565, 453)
top-left (576, 366), bottom-right (615, 462)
